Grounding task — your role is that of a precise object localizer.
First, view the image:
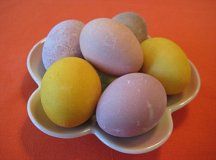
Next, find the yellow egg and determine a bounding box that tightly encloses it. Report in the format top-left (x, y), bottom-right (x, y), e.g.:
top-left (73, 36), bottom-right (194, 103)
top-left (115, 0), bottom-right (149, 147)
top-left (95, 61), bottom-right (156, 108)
top-left (141, 37), bottom-right (191, 95)
top-left (40, 57), bottom-right (101, 127)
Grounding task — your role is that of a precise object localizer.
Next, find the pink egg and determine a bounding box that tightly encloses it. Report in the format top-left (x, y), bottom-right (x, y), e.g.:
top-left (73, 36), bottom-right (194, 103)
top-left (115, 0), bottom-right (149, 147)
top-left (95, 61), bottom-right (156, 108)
top-left (79, 18), bottom-right (143, 76)
top-left (96, 73), bottom-right (167, 137)
top-left (42, 20), bottom-right (84, 69)
top-left (113, 12), bottom-right (148, 43)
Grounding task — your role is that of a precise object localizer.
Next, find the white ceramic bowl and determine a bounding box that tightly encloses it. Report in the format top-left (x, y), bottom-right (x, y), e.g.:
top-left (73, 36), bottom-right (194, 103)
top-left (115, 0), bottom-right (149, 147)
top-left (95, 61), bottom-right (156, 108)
top-left (27, 38), bottom-right (201, 154)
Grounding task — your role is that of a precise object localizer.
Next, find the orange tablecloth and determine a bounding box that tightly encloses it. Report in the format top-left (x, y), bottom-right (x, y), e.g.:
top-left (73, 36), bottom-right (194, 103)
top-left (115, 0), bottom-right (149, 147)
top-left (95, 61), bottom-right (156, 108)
top-left (0, 0), bottom-right (215, 159)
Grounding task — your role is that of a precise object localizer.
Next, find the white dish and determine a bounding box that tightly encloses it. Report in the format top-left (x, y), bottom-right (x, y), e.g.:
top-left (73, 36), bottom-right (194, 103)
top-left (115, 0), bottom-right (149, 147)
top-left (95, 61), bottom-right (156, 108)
top-left (27, 38), bottom-right (201, 154)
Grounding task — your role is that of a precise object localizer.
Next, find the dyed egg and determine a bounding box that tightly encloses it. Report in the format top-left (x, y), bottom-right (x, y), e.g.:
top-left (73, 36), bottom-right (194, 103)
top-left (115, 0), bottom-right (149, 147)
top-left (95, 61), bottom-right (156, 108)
top-left (96, 73), bottom-right (167, 137)
top-left (42, 20), bottom-right (84, 69)
top-left (141, 37), bottom-right (191, 95)
top-left (113, 12), bottom-right (147, 43)
top-left (40, 57), bottom-right (101, 128)
top-left (80, 18), bottom-right (143, 76)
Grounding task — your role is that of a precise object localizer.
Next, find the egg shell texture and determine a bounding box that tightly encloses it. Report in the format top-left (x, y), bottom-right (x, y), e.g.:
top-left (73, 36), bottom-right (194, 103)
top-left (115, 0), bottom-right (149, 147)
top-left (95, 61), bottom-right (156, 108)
top-left (80, 18), bottom-right (143, 76)
top-left (141, 37), bottom-right (191, 95)
top-left (42, 20), bottom-right (84, 69)
top-left (113, 12), bottom-right (147, 43)
top-left (96, 73), bottom-right (167, 137)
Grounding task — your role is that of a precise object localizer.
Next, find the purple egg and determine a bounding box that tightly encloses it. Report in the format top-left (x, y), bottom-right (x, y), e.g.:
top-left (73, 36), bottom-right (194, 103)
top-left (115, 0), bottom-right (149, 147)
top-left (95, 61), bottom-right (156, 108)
top-left (79, 18), bottom-right (143, 76)
top-left (96, 73), bottom-right (167, 137)
top-left (113, 12), bottom-right (148, 43)
top-left (42, 20), bottom-right (84, 69)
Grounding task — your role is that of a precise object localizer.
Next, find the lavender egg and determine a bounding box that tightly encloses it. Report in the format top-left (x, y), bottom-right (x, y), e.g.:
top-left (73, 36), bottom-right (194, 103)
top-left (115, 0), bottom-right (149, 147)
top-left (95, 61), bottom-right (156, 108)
top-left (113, 12), bottom-right (148, 43)
top-left (42, 20), bottom-right (84, 69)
top-left (80, 18), bottom-right (143, 76)
top-left (96, 73), bottom-right (167, 137)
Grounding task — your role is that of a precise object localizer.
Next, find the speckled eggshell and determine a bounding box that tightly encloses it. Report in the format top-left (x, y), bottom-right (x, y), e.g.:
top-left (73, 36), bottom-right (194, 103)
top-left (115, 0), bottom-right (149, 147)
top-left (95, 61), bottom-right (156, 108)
top-left (42, 20), bottom-right (84, 69)
top-left (113, 12), bottom-right (147, 43)
top-left (80, 18), bottom-right (143, 76)
top-left (96, 73), bottom-right (167, 137)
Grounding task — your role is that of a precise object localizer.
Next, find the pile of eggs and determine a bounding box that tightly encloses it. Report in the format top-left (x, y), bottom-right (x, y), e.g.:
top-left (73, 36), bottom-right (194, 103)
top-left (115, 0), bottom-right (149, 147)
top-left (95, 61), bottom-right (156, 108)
top-left (40, 12), bottom-right (191, 137)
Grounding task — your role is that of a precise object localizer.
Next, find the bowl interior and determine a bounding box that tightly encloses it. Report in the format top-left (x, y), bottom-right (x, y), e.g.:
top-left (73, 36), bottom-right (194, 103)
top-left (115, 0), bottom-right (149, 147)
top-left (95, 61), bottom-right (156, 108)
top-left (27, 39), bottom-right (46, 86)
top-left (167, 62), bottom-right (200, 112)
top-left (93, 109), bottom-right (173, 154)
top-left (27, 88), bottom-right (93, 138)
top-left (27, 38), bottom-right (200, 154)
top-left (28, 87), bottom-right (173, 153)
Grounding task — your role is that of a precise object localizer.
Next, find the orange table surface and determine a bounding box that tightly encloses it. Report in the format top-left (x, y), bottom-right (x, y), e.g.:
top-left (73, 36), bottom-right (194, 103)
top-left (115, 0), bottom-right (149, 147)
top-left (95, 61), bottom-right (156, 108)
top-left (0, 0), bottom-right (216, 159)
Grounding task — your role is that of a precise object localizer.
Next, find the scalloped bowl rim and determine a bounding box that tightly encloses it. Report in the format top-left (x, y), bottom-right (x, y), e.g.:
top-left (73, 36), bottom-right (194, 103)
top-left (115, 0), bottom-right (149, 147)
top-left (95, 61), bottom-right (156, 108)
top-left (26, 38), bottom-right (201, 154)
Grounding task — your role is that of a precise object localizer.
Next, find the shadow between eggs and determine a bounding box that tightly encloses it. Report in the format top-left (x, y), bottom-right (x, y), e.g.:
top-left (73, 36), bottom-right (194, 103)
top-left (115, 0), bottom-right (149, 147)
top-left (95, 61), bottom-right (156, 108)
top-left (21, 118), bottom-right (161, 160)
